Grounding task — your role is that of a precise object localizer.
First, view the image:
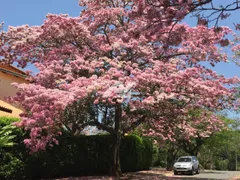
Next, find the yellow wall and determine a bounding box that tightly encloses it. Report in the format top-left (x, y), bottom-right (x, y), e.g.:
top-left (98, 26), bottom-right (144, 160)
top-left (0, 71), bottom-right (28, 117)
top-left (0, 100), bottom-right (23, 117)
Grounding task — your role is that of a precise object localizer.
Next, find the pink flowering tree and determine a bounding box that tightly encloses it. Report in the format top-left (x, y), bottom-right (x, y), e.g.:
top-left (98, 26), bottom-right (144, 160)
top-left (232, 34), bottom-right (240, 66)
top-left (1, 0), bottom-right (240, 177)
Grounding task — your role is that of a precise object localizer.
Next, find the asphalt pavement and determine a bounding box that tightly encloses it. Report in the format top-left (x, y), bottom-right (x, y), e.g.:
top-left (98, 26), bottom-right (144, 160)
top-left (49, 169), bottom-right (240, 180)
top-left (172, 170), bottom-right (240, 180)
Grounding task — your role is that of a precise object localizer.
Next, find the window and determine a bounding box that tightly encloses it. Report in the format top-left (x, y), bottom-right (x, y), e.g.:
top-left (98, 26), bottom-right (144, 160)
top-left (0, 106), bottom-right (12, 113)
top-left (177, 157), bottom-right (192, 162)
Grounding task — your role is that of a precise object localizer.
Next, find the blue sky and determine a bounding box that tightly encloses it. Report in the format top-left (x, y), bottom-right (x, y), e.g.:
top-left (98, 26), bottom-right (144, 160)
top-left (0, 0), bottom-right (239, 117)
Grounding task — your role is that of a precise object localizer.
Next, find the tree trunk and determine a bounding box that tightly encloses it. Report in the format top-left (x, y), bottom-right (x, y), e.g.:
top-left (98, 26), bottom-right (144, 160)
top-left (112, 134), bottom-right (122, 179)
top-left (166, 153), bottom-right (175, 171)
top-left (111, 104), bottom-right (122, 179)
top-left (166, 144), bottom-right (178, 171)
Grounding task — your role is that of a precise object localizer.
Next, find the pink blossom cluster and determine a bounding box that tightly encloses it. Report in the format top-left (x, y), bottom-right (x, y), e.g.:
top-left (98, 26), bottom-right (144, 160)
top-left (1, 0), bottom-right (239, 152)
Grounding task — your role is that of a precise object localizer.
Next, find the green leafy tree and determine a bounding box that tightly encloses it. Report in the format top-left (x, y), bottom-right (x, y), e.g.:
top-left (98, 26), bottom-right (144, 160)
top-left (199, 117), bottom-right (240, 170)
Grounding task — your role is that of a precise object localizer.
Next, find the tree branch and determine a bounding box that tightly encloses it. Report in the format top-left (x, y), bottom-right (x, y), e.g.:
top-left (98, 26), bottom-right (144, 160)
top-left (123, 115), bottom-right (146, 133)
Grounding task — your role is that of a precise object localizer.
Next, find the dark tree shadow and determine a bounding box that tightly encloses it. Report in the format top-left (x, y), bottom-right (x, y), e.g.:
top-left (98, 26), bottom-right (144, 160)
top-left (120, 171), bottom-right (216, 180)
top-left (45, 169), bottom-right (229, 180)
top-left (47, 173), bottom-right (215, 180)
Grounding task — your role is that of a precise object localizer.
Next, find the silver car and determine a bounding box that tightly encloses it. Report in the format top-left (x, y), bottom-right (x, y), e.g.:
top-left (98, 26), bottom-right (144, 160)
top-left (173, 156), bottom-right (200, 175)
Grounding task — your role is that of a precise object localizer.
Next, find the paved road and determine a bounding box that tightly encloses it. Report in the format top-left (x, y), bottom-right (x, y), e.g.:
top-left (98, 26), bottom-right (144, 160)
top-left (124, 169), bottom-right (240, 180)
top-left (172, 170), bottom-right (240, 180)
top-left (50, 169), bottom-right (240, 180)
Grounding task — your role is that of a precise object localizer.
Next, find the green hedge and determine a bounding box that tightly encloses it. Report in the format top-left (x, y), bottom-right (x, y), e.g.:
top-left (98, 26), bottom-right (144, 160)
top-left (120, 135), bottom-right (152, 171)
top-left (0, 117), bottom-right (153, 180)
top-left (152, 145), bottom-right (167, 168)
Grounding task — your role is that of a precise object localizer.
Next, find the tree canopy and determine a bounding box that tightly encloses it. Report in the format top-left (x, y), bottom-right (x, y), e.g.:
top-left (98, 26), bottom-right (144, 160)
top-left (0, 0), bottom-right (240, 177)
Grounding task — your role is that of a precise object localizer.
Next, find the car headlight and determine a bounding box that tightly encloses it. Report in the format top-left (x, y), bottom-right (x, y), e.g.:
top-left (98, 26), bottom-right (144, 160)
top-left (184, 164), bottom-right (192, 168)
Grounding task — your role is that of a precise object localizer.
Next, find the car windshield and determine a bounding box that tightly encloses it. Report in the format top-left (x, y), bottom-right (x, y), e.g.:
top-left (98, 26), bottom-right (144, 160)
top-left (177, 157), bottom-right (192, 162)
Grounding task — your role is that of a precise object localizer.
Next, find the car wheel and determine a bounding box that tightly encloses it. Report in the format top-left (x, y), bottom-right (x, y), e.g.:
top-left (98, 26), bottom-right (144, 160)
top-left (190, 167), bottom-right (195, 175)
top-left (196, 167), bottom-right (200, 174)
top-left (174, 170), bottom-right (178, 175)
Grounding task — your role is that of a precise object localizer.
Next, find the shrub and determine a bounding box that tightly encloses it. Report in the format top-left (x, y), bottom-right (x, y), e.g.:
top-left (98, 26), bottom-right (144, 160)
top-left (140, 136), bottom-right (153, 169)
top-left (152, 145), bottom-right (168, 168)
top-left (0, 152), bottom-right (25, 180)
top-left (27, 135), bottom-right (152, 179)
top-left (120, 135), bottom-right (152, 172)
top-left (215, 159), bottom-right (229, 170)
top-left (0, 116), bottom-right (19, 128)
top-left (0, 118), bottom-right (153, 180)
top-left (0, 117), bottom-right (27, 179)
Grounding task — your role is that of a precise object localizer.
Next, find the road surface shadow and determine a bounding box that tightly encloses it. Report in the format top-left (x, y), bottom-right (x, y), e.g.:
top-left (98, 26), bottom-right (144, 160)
top-left (122, 172), bottom-right (216, 180)
top-left (48, 173), bottom-right (216, 180)
top-left (48, 169), bottom-right (234, 180)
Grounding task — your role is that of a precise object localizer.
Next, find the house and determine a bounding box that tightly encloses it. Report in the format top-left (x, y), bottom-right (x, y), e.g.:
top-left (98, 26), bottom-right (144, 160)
top-left (0, 64), bottom-right (28, 117)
